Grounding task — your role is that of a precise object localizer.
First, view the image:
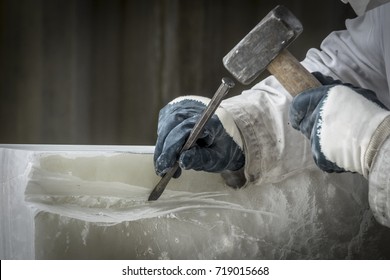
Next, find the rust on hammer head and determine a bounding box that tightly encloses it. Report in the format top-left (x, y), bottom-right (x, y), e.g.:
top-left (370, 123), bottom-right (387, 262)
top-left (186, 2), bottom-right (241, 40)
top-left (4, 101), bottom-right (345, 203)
top-left (223, 5), bottom-right (303, 85)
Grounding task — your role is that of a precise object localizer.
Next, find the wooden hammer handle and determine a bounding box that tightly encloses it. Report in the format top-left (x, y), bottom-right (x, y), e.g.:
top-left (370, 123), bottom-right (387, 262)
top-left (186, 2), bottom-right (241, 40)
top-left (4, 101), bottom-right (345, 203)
top-left (267, 49), bottom-right (321, 96)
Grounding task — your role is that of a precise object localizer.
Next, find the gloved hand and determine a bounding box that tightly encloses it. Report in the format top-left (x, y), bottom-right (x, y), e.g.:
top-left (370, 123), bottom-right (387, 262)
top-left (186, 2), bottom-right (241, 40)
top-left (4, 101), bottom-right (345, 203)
top-left (154, 96), bottom-right (245, 178)
top-left (289, 72), bottom-right (390, 177)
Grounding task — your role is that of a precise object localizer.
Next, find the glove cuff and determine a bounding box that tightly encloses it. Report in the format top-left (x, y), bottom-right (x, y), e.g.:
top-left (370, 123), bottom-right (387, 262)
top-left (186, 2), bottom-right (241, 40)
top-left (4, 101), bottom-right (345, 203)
top-left (365, 114), bottom-right (390, 177)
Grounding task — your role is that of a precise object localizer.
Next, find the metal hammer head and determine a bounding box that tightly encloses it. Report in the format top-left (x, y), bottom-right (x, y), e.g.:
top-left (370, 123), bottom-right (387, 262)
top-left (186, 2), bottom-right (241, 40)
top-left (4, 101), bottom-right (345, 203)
top-left (223, 5), bottom-right (303, 85)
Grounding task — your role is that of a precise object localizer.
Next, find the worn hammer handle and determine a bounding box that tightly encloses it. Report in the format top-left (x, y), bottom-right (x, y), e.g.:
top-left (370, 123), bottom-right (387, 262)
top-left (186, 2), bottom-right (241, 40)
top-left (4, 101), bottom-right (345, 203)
top-left (267, 49), bottom-right (321, 96)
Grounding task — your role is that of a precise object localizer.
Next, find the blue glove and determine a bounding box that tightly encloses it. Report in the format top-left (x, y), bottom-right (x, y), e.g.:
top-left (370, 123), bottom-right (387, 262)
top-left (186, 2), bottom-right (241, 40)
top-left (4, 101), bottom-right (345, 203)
top-left (154, 96), bottom-right (245, 178)
top-left (289, 72), bottom-right (390, 176)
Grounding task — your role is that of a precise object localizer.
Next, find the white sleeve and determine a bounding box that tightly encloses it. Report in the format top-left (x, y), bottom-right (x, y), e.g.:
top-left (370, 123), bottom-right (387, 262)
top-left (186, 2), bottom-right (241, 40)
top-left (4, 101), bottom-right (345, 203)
top-left (221, 76), bottom-right (314, 186)
top-left (369, 136), bottom-right (390, 228)
top-left (302, 2), bottom-right (390, 108)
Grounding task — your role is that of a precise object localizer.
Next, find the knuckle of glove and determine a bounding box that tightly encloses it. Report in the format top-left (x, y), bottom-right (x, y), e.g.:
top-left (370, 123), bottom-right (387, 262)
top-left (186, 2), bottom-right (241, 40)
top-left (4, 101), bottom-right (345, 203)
top-left (289, 85), bottom-right (331, 137)
top-left (311, 72), bottom-right (343, 86)
top-left (158, 100), bottom-right (205, 133)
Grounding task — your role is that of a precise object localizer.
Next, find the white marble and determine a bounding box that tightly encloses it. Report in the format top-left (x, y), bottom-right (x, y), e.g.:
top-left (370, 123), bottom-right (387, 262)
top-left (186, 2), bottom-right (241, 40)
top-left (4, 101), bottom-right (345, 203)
top-left (1, 145), bottom-right (389, 259)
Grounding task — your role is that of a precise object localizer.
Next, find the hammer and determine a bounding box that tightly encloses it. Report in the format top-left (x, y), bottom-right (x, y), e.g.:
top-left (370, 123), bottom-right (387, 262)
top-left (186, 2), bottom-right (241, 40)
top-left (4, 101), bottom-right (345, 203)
top-left (223, 5), bottom-right (321, 95)
top-left (149, 5), bottom-right (319, 201)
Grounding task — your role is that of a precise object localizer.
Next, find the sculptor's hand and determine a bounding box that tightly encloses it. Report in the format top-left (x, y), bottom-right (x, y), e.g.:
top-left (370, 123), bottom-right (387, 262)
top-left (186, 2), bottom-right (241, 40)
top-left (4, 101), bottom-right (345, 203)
top-left (289, 72), bottom-right (390, 177)
top-left (154, 96), bottom-right (245, 178)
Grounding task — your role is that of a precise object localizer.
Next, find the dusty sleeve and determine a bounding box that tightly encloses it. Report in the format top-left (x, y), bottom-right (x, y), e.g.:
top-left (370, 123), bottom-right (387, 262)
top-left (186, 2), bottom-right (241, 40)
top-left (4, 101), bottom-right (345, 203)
top-left (369, 133), bottom-right (390, 228)
top-left (220, 76), bottom-right (315, 187)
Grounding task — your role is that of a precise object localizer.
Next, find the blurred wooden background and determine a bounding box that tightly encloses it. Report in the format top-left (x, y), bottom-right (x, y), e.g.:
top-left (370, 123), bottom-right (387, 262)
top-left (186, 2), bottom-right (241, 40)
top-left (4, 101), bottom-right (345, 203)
top-left (0, 0), bottom-right (354, 145)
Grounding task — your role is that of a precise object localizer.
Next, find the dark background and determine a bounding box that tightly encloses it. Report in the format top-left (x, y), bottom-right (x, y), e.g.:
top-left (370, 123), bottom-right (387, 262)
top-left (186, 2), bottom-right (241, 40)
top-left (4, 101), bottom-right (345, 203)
top-left (0, 0), bottom-right (354, 145)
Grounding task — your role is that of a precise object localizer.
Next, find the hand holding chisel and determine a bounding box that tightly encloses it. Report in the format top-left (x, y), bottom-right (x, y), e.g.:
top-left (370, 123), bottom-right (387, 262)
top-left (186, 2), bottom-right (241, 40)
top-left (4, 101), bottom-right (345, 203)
top-left (148, 77), bottom-right (235, 201)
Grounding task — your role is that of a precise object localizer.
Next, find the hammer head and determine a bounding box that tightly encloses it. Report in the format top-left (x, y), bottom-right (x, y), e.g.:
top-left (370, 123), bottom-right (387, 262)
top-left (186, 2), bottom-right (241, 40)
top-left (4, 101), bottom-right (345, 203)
top-left (223, 5), bottom-right (303, 85)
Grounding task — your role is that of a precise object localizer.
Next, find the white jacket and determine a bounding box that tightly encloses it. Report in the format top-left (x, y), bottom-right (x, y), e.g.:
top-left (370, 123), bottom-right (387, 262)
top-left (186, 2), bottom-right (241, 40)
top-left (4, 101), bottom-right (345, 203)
top-left (221, 2), bottom-right (390, 228)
